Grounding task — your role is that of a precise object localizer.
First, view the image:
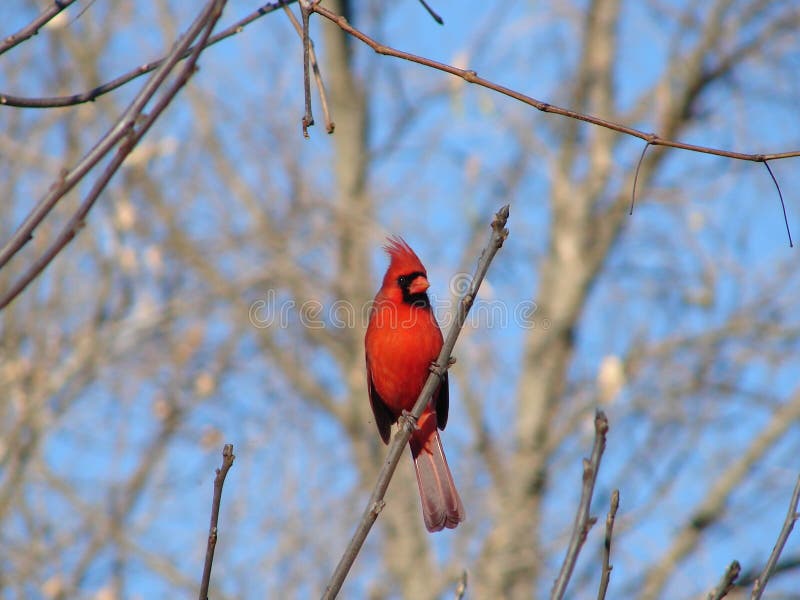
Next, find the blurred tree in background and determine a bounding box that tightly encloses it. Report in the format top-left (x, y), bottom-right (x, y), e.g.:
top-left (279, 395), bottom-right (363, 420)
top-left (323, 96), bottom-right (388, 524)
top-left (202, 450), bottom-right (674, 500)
top-left (1, 1), bottom-right (800, 598)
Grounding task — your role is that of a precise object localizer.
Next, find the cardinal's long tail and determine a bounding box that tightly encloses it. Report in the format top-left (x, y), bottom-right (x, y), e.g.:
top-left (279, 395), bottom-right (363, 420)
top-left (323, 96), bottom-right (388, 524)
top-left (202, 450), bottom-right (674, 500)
top-left (409, 425), bottom-right (465, 532)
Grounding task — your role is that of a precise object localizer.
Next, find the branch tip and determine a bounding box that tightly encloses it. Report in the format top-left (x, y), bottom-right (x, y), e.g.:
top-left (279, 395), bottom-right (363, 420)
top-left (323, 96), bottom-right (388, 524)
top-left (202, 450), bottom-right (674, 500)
top-left (417, 0), bottom-right (444, 25)
top-left (706, 560), bottom-right (740, 600)
top-left (199, 441), bottom-right (236, 600)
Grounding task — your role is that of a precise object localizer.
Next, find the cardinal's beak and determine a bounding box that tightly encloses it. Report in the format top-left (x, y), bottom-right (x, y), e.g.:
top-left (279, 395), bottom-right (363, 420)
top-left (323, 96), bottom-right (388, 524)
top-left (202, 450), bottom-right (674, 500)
top-left (409, 276), bottom-right (430, 295)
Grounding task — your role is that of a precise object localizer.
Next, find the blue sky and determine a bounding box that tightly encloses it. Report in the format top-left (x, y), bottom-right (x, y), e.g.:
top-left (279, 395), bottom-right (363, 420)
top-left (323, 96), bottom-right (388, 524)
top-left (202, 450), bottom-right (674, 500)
top-left (2, 1), bottom-right (800, 598)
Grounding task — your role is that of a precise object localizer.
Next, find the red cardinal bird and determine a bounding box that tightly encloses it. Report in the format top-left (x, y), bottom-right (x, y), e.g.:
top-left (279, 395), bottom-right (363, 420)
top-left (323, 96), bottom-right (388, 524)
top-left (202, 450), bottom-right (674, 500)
top-left (365, 236), bottom-right (465, 532)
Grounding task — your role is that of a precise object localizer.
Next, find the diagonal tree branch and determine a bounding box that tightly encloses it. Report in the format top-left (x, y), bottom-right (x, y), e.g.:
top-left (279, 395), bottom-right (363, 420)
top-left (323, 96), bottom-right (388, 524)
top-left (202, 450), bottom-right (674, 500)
top-left (0, 0), bottom-right (295, 108)
top-left (0, 0), bottom-right (79, 56)
top-left (0, 0), bottom-right (227, 309)
top-left (321, 204), bottom-right (510, 600)
top-left (750, 474), bottom-right (800, 600)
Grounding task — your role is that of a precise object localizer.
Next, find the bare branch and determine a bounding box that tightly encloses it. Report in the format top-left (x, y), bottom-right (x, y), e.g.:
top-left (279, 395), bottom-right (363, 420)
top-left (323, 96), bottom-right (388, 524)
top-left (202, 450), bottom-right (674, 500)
top-left (597, 489), bottom-right (619, 600)
top-left (0, 0), bottom-right (78, 56)
top-left (707, 560), bottom-right (740, 600)
top-left (199, 444), bottom-right (236, 600)
top-left (551, 411), bottom-right (609, 600)
top-left (310, 3), bottom-right (800, 163)
top-left (321, 204), bottom-right (510, 600)
top-left (0, 1), bottom-right (293, 108)
top-left (750, 474), bottom-right (800, 600)
top-left (0, 0), bottom-right (227, 310)
top-left (283, 4), bottom-right (334, 133)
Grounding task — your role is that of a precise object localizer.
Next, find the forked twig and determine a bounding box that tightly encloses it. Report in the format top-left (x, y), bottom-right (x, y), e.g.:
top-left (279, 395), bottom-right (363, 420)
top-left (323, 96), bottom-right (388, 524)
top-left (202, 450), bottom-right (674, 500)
top-left (551, 411), bottom-right (609, 600)
top-left (282, 4), bottom-right (334, 133)
top-left (321, 205), bottom-right (510, 600)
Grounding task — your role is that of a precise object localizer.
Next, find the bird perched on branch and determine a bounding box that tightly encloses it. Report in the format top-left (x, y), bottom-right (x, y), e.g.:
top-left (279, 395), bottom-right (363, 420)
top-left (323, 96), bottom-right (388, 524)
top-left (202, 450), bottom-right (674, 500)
top-left (365, 236), bottom-right (464, 532)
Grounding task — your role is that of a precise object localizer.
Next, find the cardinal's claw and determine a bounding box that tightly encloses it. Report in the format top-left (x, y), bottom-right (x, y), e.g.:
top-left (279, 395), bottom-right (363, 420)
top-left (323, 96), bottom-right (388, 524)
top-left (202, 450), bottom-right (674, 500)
top-left (401, 409), bottom-right (419, 429)
top-left (429, 356), bottom-right (456, 374)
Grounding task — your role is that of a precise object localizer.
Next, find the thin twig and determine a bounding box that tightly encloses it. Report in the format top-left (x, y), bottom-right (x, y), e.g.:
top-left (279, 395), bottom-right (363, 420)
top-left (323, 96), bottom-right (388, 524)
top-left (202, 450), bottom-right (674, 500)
top-left (71, 0), bottom-right (100, 24)
top-left (282, 4), bottom-right (334, 133)
top-left (0, 0), bottom-right (224, 271)
top-left (417, 0), bottom-right (444, 25)
top-left (300, 0), bottom-right (314, 137)
top-left (0, 0), bottom-right (79, 56)
top-left (321, 205), bottom-right (510, 600)
top-left (0, 0), bottom-right (227, 309)
top-left (707, 560), bottom-right (741, 600)
top-left (310, 4), bottom-right (800, 163)
top-left (597, 489), bottom-right (619, 600)
top-left (0, 1), bottom-right (294, 108)
top-left (198, 444), bottom-right (236, 600)
top-left (750, 474), bottom-right (800, 599)
top-left (629, 142), bottom-right (650, 215)
top-left (453, 569), bottom-right (468, 600)
top-left (551, 411), bottom-right (610, 600)
top-left (763, 161), bottom-right (793, 247)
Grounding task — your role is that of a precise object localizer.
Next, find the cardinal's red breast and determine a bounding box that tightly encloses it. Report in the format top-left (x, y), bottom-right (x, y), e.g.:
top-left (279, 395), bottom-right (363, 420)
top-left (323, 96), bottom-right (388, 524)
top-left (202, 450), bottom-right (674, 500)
top-left (365, 295), bottom-right (443, 415)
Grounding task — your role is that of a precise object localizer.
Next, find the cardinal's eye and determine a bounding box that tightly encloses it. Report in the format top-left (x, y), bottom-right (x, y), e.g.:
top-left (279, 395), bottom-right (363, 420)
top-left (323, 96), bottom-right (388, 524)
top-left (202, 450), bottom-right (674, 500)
top-left (397, 275), bottom-right (409, 287)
